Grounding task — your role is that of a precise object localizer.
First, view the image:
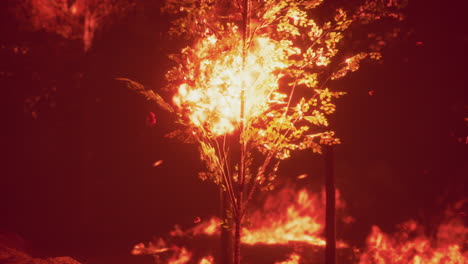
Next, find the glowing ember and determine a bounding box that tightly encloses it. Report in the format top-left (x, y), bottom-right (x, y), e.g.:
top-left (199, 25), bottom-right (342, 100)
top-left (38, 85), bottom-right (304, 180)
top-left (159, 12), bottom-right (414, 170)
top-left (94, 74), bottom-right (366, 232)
top-left (359, 219), bottom-right (468, 264)
top-left (69, 5), bottom-right (77, 14)
top-left (172, 33), bottom-right (293, 136)
top-left (274, 253), bottom-right (302, 264)
top-left (152, 160), bottom-right (163, 167)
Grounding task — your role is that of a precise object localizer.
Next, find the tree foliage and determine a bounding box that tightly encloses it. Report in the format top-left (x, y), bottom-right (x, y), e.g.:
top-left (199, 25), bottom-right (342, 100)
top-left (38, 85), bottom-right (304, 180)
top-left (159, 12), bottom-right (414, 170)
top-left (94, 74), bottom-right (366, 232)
top-left (150, 0), bottom-right (405, 196)
top-left (122, 0), bottom-right (405, 261)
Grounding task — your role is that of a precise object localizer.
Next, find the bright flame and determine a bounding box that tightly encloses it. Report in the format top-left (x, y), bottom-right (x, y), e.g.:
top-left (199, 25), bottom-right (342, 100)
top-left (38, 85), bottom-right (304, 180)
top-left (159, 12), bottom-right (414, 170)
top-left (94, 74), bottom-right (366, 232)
top-left (173, 33), bottom-right (292, 136)
top-left (196, 187), bottom-right (348, 247)
top-left (359, 219), bottom-right (468, 264)
top-left (132, 186), bottom-right (467, 263)
top-left (167, 247), bottom-right (192, 264)
top-left (274, 253), bottom-right (302, 264)
top-left (241, 187), bottom-right (348, 247)
top-left (199, 256), bottom-right (214, 264)
top-left (200, 217), bottom-right (220, 236)
top-left (242, 188), bottom-right (326, 246)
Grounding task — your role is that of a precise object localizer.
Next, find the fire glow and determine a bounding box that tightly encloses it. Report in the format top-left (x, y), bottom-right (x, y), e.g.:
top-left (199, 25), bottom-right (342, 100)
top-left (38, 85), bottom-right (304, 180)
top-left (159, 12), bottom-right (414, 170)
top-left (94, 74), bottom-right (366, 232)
top-left (241, 187), bottom-right (347, 247)
top-left (133, 187), bottom-right (467, 263)
top-left (359, 200), bottom-right (468, 264)
top-left (172, 32), bottom-right (292, 136)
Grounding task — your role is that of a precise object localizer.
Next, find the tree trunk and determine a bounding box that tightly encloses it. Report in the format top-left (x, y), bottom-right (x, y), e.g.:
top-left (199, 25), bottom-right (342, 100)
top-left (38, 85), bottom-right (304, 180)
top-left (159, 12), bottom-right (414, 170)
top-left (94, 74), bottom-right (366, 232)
top-left (325, 145), bottom-right (336, 264)
top-left (234, 1), bottom-right (249, 263)
top-left (220, 190), bottom-right (233, 264)
top-left (233, 215), bottom-right (241, 264)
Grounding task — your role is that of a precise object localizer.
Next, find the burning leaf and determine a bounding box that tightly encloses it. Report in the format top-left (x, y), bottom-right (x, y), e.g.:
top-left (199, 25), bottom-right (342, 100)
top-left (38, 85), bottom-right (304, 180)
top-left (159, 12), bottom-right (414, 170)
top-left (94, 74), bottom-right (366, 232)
top-left (152, 160), bottom-right (163, 167)
top-left (296, 173), bottom-right (308, 180)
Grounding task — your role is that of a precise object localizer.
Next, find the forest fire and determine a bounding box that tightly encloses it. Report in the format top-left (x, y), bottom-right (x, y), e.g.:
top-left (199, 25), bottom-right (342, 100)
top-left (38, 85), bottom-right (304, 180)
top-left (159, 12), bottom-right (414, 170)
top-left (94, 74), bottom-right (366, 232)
top-left (2, 0), bottom-right (467, 264)
top-left (132, 187), bottom-right (467, 263)
top-left (132, 186), bottom-right (346, 263)
top-left (359, 201), bottom-right (468, 264)
top-left (359, 224), bottom-right (467, 264)
top-left (162, 1), bottom-right (397, 263)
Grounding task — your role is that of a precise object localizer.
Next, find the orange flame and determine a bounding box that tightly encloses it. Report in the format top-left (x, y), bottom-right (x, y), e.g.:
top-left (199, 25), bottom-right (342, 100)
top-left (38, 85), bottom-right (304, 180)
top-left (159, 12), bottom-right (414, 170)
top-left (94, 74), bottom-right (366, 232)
top-left (173, 33), bottom-right (293, 136)
top-left (198, 256), bottom-right (214, 264)
top-left (132, 187), bottom-right (467, 263)
top-left (241, 186), bottom-right (348, 247)
top-left (167, 247), bottom-right (192, 264)
top-left (242, 188), bottom-right (326, 246)
top-left (193, 187), bottom-right (348, 247)
top-left (359, 219), bottom-right (468, 264)
top-left (274, 253), bottom-right (302, 264)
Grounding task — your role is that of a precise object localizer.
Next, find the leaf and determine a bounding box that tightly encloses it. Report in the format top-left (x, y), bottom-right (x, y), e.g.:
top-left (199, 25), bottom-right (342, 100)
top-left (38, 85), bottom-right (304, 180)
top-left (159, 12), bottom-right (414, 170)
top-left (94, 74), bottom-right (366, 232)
top-left (116, 78), bottom-right (174, 113)
top-left (303, 116), bottom-right (318, 124)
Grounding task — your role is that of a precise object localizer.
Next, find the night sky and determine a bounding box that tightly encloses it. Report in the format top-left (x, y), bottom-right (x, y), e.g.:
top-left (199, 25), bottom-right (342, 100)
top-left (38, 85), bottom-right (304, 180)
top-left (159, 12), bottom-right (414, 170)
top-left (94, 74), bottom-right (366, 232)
top-left (1, 0), bottom-right (467, 262)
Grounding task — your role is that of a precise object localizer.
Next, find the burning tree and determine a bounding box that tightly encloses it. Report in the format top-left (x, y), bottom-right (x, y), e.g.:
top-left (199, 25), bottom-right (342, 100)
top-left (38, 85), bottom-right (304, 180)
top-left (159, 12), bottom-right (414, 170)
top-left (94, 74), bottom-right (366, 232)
top-left (15, 0), bottom-right (134, 51)
top-left (122, 0), bottom-right (405, 263)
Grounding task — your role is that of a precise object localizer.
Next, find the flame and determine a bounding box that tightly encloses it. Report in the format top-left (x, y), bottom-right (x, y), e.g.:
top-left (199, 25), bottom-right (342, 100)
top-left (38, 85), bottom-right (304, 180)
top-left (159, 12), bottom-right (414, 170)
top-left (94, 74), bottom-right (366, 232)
top-left (132, 186), bottom-right (467, 263)
top-left (241, 186), bottom-right (348, 247)
top-left (359, 219), bottom-right (468, 264)
top-left (274, 253), bottom-right (302, 264)
top-left (167, 247), bottom-right (192, 264)
top-left (169, 217), bottom-right (221, 237)
top-left (173, 32), bottom-right (293, 136)
top-left (200, 217), bottom-right (220, 236)
top-left (194, 187), bottom-right (348, 247)
top-left (242, 188), bottom-right (326, 246)
top-left (199, 256), bottom-right (214, 264)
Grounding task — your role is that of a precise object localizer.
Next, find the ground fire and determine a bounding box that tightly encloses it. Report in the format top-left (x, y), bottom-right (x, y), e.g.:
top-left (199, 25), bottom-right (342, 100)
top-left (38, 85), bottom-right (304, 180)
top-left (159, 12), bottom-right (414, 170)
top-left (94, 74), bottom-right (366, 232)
top-left (132, 186), bottom-right (467, 263)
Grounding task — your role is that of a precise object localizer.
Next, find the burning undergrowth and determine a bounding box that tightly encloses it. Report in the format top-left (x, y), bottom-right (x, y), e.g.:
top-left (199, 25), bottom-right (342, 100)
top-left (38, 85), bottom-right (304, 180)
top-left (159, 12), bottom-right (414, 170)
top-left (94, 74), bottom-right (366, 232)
top-left (132, 185), bottom-right (354, 264)
top-left (358, 200), bottom-right (468, 264)
top-left (132, 185), bottom-right (467, 264)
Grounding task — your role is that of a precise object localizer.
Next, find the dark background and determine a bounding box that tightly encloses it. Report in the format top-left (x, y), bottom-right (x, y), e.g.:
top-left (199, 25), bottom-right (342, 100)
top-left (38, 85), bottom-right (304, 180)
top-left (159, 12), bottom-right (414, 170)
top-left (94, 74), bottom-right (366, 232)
top-left (1, 0), bottom-right (466, 261)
